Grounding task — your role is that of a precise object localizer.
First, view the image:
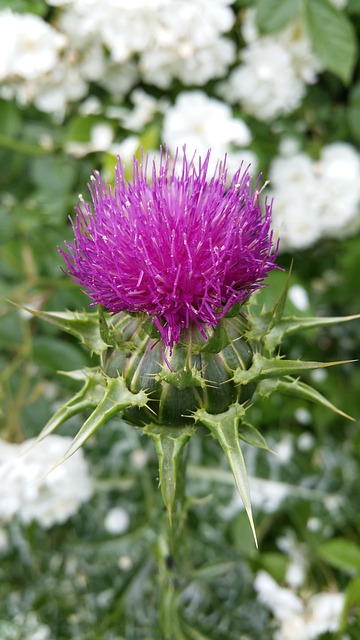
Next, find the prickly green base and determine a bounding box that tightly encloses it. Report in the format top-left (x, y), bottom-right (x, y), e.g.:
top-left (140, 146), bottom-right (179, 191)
top-left (24, 276), bottom-right (357, 544)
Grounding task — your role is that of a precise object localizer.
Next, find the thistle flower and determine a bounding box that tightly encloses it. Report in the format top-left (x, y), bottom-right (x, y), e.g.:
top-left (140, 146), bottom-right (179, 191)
top-left (31, 147), bottom-right (356, 545)
top-left (59, 148), bottom-right (278, 351)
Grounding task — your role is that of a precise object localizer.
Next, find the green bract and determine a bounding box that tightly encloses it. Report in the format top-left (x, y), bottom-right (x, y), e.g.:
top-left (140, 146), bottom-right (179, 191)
top-left (27, 277), bottom-right (357, 545)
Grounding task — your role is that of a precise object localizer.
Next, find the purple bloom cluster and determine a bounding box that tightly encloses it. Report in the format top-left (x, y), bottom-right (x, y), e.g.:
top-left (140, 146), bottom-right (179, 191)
top-left (60, 148), bottom-right (279, 350)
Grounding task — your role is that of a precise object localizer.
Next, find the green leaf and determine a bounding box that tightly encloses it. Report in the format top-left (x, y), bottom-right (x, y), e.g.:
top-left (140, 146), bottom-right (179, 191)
top-left (0, 100), bottom-right (22, 137)
top-left (98, 305), bottom-right (117, 347)
top-left (48, 376), bottom-right (148, 469)
top-left (0, 0), bottom-right (47, 14)
top-left (258, 552), bottom-right (288, 583)
top-left (343, 576), bottom-right (360, 631)
top-left (263, 313), bottom-right (360, 352)
top-left (347, 0), bottom-right (360, 11)
top-left (257, 375), bottom-right (353, 420)
top-left (348, 81), bottom-right (360, 145)
top-left (30, 156), bottom-right (77, 196)
top-left (247, 265), bottom-right (293, 351)
top-left (193, 404), bottom-right (257, 546)
top-left (35, 368), bottom-right (106, 442)
top-left (16, 306), bottom-right (109, 355)
top-left (303, 0), bottom-right (357, 84)
top-left (200, 323), bottom-right (230, 354)
top-left (233, 352), bottom-right (349, 386)
top-left (267, 263), bottom-right (293, 330)
top-left (256, 0), bottom-right (300, 34)
top-left (65, 114), bottom-right (98, 143)
top-left (317, 538), bottom-right (360, 573)
top-left (238, 422), bottom-right (273, 451)
top-left (143, 424), bottom-right (195, 521)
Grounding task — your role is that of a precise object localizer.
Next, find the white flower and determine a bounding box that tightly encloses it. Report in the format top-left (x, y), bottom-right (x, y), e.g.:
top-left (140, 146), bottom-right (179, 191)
top-left (305, 593), bottom-right (345, 636)
top-left (288, 285), bottom-right (310, 312)
top-left (270, 141), bottom-right (360, 250)
top-left (219, 11), bottom-right (322, 121)
top-left (273, 435), bottom-right (294, 464)
top-left (98, 60), bottom-right (139, 99)
top-left (104, 507), bottom-right (130, 535)
top-left (0, 9), bottom-right (65, 82)
top-left (60, 0), bottom-right (235, 89)
top-left (316, 142), bottom-right (360, 235)
top-left (162, 90), bottom-right (255, 175)
top-left (32, 60), bottom-right (88, 119)
top-left (221, 40), bottom-right (305, 121)
top-left (114, 88), bottom-right (161, 132)
top-left (0, 436), bottom-right (93, 528)
top-left (255, 571), bottom-right (304, 622)
top-left (163, 90), bottom-right (251, 152)
top-left (295, 412), bottom-right (313, 429)
top-left (279, 593), bottom-right (345, 640)
top-left (141, 35), bottom-right (235, 88)
top-left (255, 571), bottom-right (345, 640)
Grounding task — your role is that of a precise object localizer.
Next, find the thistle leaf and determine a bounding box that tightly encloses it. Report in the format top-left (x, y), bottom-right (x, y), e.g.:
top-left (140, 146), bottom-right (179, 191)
top-left (35, 367), bottom-right (107, 442)
top-left (193, 404), bottom-right (257, 546)
top-left (143, 424), bottom-right (195, 522)
top-left (98, 305), bottom-right (117, 347)
top-left (257, 375), bottom-right (353, 420)
top-left (233, 352), bottom-right (353, 386)
top-left (15, 305), bottom-right (109, 354)
top-left (47, 376), bottom-right (148, 470)
top-left (263, 314), bottom-right (360, 352)
top-left (267, 262), bottom-right (293, 331)
top-left (238, 422), bottom-right (274, 451)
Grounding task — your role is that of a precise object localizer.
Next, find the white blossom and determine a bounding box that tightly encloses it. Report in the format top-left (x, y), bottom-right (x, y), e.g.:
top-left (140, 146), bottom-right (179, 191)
top-left (59, 0), bottom-right (235, 89)
top-left (32, 60), bottom-right (89, 120)
top-left (104, 507), bottom-right (130, 535)
top-left (270, 141), bottom-right (360, 250)
top-left (0, 436), bottom-right (93, 528)
top-left (97, 60), bottom-right (139, 99)
top-left (279, 592), bottom-right (345, 640)
top-left (255, 571), bottom-right (304, 622)
top-left (288, 285), bottom-right (310, 311)
top-left (295, 411), bottom-right (313, 429)
top-left (0, 9), bottom-right (65, 82)
top-left (255, 570), bottom-right (345, 640)
top-left (163, 90), bottom-right (256, 174)
top-left (219, 10), bottom-right (322, 121)
top-left (111, 89), bottom-right (161, 132)
top-left (315, 142), bottom-right (360, 235)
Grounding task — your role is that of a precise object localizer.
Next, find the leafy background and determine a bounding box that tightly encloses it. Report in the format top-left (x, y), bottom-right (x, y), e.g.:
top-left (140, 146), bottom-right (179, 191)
top-left (1, 0), bottom-right (360, 638)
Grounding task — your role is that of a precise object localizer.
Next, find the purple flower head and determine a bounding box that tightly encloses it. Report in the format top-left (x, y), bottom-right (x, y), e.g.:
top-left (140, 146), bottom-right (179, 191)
top-left (59, 147), bottom-right (279, 351)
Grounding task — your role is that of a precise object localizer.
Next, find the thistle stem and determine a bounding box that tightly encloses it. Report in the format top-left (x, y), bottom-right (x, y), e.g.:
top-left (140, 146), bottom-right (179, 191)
top-left (156, 443), bottom-right (189, 639)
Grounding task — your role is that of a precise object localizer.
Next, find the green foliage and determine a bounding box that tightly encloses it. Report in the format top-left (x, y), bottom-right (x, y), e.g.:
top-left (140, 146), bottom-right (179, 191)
top-left (253, 0), bottom-right (358, 84)
top-left (317, 538), bottom-right (360, 573)
top-left (255, 0), bottom-right (301, 33)
top-left (1, 2), bottom-right (360, 638)
top-left (348, 81), bottom-right (360, 144)
top-left (0, 0), bottom-right (47, 13)
top-left (303, 0), bottom-right (358, 84)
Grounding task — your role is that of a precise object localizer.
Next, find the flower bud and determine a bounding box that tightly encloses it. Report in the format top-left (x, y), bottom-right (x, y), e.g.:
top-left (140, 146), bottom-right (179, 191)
top-left (104, 312), bottom-right (257, 427)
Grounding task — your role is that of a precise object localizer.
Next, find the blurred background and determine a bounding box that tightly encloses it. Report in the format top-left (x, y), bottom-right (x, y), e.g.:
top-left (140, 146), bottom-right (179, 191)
top-left (1, 1), bottom-right (360, 638)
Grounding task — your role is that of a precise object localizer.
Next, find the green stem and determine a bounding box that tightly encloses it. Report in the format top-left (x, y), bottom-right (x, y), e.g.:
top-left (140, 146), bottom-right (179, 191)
top-left (156, 439), bottom-right (189, 640)
top-left (0, 132), bottom-right (53, 155)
